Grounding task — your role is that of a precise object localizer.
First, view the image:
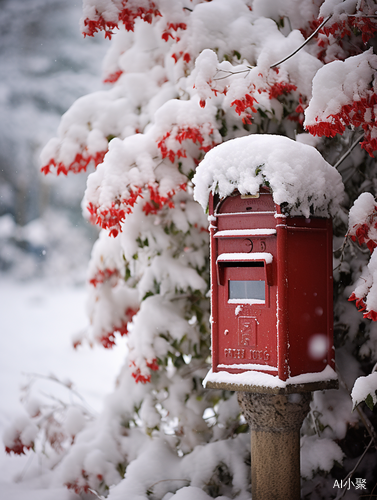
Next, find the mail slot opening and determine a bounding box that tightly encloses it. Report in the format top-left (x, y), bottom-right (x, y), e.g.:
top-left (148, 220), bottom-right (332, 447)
top-left (225, 262), bottom-right (264, 268)
top-left (216, 253), bottom-right (272, 288)
top-left (228, 280), bottom-right (266, 303)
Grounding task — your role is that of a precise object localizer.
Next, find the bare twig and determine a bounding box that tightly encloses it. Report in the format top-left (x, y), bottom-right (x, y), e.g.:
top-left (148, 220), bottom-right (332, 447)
top-left (40, 391), bottom-right (95, 418)
top-left (334, 133), bottom-right (365, 170)
top-left (14, 452), bottom-right (35, 483)
top-left (348, 14), bottom-right (377, 18)
top-left (334, 438), bottom-right (373, 500)
top-left (87, 488), bottom-right (106, 499)
top-left (270, 15), bottom-right (332, 68)
top-left (23, 372), bottom-right (98, 416)
top-left (148, 478), bottom-right (190, 490)
top-left (213, 68), bottom-right (253, 82)
top-left (343, 164), bottom-right (367, 184)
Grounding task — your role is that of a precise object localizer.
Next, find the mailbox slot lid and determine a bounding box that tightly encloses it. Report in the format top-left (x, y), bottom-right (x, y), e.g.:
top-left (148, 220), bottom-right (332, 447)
top-left (214, 229), bottom-right (277, 238)
top-left (216, 252), bottom-right (273, 286)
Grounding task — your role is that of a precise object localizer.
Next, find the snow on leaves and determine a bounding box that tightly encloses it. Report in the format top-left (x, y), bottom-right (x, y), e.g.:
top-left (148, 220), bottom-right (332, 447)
top-left (157, 124), bottom-right (218, 163)
top-left (80, 98), bottom-right (220, 235)
top-left (348, 192), bottom-right (377, 254)
top-left (81, 0), bottom-right (162, 39)
top-left (84, 231), bottom-right (141, 348)
top-left (229, 79), bottom-right (298, 124)
top-left (348, 193), bottom-right (377, 321)
top-left (319, 0), bottom-right (377, 45)
top-left (40, 150), bottom-right (107, 176)
top-left (304, 51), bottom-right (377, 156)
top-left (4, 376), bottom-right (91, 468)
top-left (162, 21), bottom-right (187, 43)
top-left (130, 358), bottom-right (159, 384)
top-left (307, 91), bottom-right (377, 157)
top-left (104, 69), bottom-right (123, 84)
top-left (192, 48), bottom-right (303, 126)
top-left (99, 307), bottom-right (138, 349)
top-left (319, 16), bottom-right (377, 46)
top-left (87, 187), bottom-right (143, 238)
top-left (32, 0), bottom-right (377, 496)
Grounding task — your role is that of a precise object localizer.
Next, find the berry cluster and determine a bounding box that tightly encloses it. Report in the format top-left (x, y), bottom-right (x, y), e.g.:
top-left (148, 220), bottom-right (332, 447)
top-left (230, 79), bottom-right (297, 124)
top-left (87, 188), bottom-right (142, 238)
top-left (82, 1), bottom-right (162, 39)
top-left (171, 51), bottom-right (191, 64)
top-left (349, 291), bottom-right (377, 322)
top-left (298, 14), bottom-right (377, 63)
top-left (89, 268), bottom-right (120, 287)
top-left (143, 183), bottom-right (187, 215)
top-left (162, 21), bottom-right (187, 42)
top-left (41, 150), bottom-right (107, 176)
top-left (320, 16), bottom-right (377, 45)
top-left (66, 470), bottom-right (104, 495)
top-left (348, 202), bottom-right (377, 320)
top-left (268, 81), bottom-right (297, 100)
top-left (306, 93), bottom-right (377, 156)
top-left (231, 94), bottom-right (258, 124)
top-left (87, 182), bottom-right (187, 235)
top-left (350, 221), bottom-right (377, 253)
top-left (99, 308), bottom-right (138, 349)
top-left (130, 358), bottom-right (159, 384)
top-left (348, 291), bottom-right (367, 313)
top-left (157, 125), bottom-right (217, 163)
top-left (103, 69), bottom-right (123, 84)
top-left (5, 435), bottom-right (33, 456)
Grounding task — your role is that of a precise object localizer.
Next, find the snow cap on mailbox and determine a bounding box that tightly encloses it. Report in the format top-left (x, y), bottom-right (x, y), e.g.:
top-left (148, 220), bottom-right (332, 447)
top-left (193, 135), bottom-right (344, 393)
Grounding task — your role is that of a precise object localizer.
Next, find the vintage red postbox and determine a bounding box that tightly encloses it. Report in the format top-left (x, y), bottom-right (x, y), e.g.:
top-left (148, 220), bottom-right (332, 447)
top-left (209, 188), bottom-right (335, 384)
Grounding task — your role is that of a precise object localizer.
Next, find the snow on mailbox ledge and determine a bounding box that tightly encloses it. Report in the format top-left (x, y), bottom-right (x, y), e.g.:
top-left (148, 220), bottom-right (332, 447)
top-left (203, 365), bottom-right (338, 394)
top-left (193, 134), bottom-right (344, 218)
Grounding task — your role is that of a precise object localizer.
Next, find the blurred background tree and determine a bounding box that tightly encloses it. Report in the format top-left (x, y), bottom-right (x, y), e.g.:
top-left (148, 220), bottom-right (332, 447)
top-left (0, 0), bottom-right (106, 281)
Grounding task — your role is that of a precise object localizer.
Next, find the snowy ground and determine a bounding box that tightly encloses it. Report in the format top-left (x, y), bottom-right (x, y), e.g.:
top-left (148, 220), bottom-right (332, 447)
top-left (0, 278), bottom-right (127, 499)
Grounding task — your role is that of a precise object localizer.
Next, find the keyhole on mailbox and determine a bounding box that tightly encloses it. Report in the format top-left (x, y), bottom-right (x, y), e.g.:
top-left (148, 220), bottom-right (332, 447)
top-left (260, 240), bottom-right (266, 251)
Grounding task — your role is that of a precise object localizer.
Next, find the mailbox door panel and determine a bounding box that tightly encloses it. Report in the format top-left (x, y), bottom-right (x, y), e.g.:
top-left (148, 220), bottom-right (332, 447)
top-left (216, 264), bottom-right (278, 373)
top-left (285, 220), bottom-right (333, 377)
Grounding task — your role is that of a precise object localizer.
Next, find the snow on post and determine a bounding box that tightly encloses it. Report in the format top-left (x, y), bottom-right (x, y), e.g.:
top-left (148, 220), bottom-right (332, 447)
top-left (193, 134), bottom-right (344, 217)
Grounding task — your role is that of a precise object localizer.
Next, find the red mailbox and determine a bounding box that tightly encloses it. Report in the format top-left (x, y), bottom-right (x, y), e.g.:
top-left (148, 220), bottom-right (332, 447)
top-left (209, 188), bottom-right (334, 382)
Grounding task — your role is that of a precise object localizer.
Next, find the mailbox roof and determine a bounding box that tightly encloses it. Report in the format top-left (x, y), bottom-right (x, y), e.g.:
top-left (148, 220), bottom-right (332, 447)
top-left (193, 134), bottom-right (344, 218)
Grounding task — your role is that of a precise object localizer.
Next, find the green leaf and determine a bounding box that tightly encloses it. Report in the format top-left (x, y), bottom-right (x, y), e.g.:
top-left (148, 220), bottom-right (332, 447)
top-left (257, 108), bottom-right (268, 119)
top-left (124, 267), bottom-right (131, 281)
top-left (219, 119), bottom-right (228, 138)
top-left (365, 393), bottom-right (374, 411)
top-left (136, 236), bottom-right (149, 248)
top-left (116, 462), bottom-right (127, 478)
top-left (235, 423), bottom-right (249, 434)
top-left (142, 291), bottom-right (154, 301)
top-left (255, 164), bottom-right (264, 176)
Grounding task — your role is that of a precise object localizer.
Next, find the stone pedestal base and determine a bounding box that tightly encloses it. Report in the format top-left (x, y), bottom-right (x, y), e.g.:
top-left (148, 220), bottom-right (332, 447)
top-left (237, 392), bottom-right (311, 500)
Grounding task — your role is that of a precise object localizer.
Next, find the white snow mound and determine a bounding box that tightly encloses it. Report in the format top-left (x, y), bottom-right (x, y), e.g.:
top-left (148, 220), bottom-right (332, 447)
top-left (193, 134), bottom-right (344, 218)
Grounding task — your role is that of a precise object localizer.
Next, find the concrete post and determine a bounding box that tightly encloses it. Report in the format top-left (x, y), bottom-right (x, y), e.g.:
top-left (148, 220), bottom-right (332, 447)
top-left (237, 391), bottom-right (311, 500)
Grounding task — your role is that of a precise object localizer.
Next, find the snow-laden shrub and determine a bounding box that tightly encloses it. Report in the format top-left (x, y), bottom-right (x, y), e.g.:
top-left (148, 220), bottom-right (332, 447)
top-left (5, 0), bottom-right (377, 497)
